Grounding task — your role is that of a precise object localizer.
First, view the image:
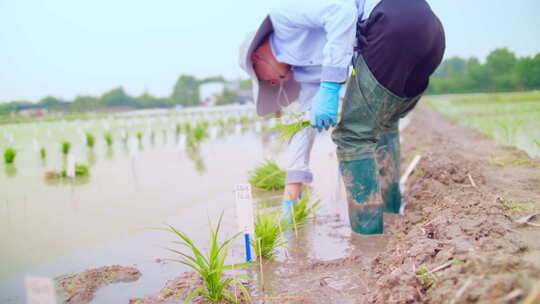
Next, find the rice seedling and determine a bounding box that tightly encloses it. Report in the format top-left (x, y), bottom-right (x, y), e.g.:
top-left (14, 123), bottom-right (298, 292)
top-left (535, 140), bottom-right (540, 148)
top-left (136, 132), bottom-right (142, 141)
top-left (291, 188), bottom-right (320, 227)
top-left (192, 124), bottom-right (208, 142)
top-left (86, 133), bottom-right (95, 148)
top-left (248, 159), bottom-right (285, 191)
top-left (252, 209), bottom-right (287, 260)
top-left (215, 119), bottom-right (226, 128)
top-left (61, 164), bottom-right (90, 177)
top-left (104, 133), bottom-right (113, 147)
top-left (175, 123), bottom-right (182, 134)
top-left (227, 116), bottom-right (237, 125)
top-left (40, 147), bottom-right (47, 159)
top-left (3, 148), bottom-right (16, 164)
top-left (160, 213), bottom-right (252, 303)
top-left (239, 115), bottom-right (249, 125)
top-left (62, 141), bottom-right (71, 155)
top-left (183, 122), bottom-right (192, 134)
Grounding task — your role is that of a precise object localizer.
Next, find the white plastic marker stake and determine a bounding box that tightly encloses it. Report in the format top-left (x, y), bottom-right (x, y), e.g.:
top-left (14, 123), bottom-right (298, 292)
top-left (234, 184), bottom-right (255, 263)
top-left (129, 137), bottom-right (138, 159)
top-left (177, 135), bottom-right (186, 151)
top-left (66, 154), bottom-right (76, 179)
top-left (32, 139), bottom-right (39, 152)
top-left (399, 154), bottom-right (422, 215)
top-left (25, 276), bottom-right (57, 304)
top-left (253, 121), bottom-right (260, 133)
top-left (235, 124), bottom-right (242, 136)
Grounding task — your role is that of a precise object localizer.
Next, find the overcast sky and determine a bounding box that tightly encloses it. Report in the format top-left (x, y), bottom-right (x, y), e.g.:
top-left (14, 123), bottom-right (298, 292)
top-left (1, 0), bottom-right (539, 103)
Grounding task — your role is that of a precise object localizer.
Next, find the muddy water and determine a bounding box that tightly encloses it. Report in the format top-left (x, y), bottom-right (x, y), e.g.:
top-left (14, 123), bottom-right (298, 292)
top-left (0, 114), bottom-right (390, 303)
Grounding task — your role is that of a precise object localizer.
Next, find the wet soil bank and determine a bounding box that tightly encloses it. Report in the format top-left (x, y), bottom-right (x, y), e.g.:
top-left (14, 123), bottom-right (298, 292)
top-left (252, 105), bottom-right (540, 303)
top-left (57, 105), bottom-right (540, 303)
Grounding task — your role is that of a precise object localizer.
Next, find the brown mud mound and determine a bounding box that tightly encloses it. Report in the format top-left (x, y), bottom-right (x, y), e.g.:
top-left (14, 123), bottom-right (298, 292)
top-left (56, 265), bottom-right (141, 304)
top-left (242, 106), bottom-right (540, 303)
top-left (129, 272), bottom-right (251, 304)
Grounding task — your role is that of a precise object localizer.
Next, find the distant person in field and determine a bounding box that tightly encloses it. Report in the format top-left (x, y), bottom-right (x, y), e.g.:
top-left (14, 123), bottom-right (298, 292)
top-left (240, 0), bottom-right (445, 234)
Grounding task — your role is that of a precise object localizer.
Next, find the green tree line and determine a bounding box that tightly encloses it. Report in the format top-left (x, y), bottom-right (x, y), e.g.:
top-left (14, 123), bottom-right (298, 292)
top-left (0, 75), bottom-right (253, 116)
top-left (427, 48), bottom-right (540, 94)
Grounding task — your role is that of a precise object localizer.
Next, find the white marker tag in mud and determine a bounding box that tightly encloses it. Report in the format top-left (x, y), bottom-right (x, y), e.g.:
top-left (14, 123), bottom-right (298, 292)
top-left (234, 184), bottom-right (255, 235)
top-left (25, 276), bottom-right (57, 304)
top-left (66, 154), bottom-right (75, 179)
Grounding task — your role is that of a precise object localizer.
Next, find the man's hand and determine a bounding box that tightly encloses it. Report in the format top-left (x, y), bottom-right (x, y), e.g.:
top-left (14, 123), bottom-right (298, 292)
top-left (310, 81), bottom-right (342, 132)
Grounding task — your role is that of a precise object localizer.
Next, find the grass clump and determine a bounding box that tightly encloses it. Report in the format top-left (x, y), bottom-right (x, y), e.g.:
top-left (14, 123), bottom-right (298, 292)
top-left (160, 213), bottom-right (251, 303)
top-left (62, 141), bottom-right (71, 155)
top-left (40, 147), bottom-right (47, 159)
top-left (104, 133), bottom-right (113, 146)
top-left (248, 159), bottom-right (285, 191)
top-left (86, 133), bottom-right (95, 148)
top-left (3, 148), bottom-right (16, 164)
top-left (252, 209), bottom-right (286, 260)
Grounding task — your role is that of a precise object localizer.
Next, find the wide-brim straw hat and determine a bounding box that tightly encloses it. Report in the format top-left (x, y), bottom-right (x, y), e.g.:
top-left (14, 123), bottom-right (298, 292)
top-left (238, 16), bottom-right (300, 117)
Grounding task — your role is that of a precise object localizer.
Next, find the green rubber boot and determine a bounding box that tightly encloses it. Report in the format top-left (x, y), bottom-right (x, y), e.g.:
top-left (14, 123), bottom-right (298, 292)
top-left (339, 157), bottom-right (384, 235)
top-left (376, 129), bottom-right (402, 214)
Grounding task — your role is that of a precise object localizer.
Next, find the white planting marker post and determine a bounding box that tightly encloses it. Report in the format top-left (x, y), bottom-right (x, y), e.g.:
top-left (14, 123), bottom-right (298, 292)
top-left (32, 139), bottom-right (39, 152)
top-left (25, 276), bottom-right (57, 304)
top-left (235, 184), bottom-right (255, 263)
top-left (66, 154), bottom-right (76, 179)
top-left (399, 154), bottom-right (422, 214)
top-left (235, 124), bottom-right (241, 136)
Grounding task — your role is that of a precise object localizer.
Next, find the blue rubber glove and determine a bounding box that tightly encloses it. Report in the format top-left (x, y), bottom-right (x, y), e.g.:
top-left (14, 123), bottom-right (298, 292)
top-left (310, 81), bottom-right (342, 132)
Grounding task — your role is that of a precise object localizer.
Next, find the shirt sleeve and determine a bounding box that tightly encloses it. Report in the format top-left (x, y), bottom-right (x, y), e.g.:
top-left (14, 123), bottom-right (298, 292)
top-left (271, 0), bottom-right (360, 83)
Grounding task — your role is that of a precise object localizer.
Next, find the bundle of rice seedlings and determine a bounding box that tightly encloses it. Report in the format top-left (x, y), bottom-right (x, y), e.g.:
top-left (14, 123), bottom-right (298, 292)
top-left (175, 123), bottom-right (182, 134)
top-left (3, 148), bottom-right (16, 164)
top-left (271, 119), bottom-right (311, 144)
top-left (62, 141), bottom-right (71, 155)
top-left (252, 209), bottom-right (287, 260)
top-left (86, 133), bottom-right (95, 148)
top-left (136, 132), bottom-right (142, 141)
top-left (160, 213), bottom-right (252, 303)
top-left (248, 159), bottom-right (285, 191)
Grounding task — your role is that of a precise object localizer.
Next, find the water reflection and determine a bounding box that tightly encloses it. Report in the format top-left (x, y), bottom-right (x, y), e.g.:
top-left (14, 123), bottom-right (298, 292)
top-left (87, 150), bottom-right (97, 166)
top-left (106, 147), bottom-right (114, 160)
top-left (4, 164), bottom-right (17, 178)
top-left (43, 175), bottom-right (91, 186)
top-left (186, 147), bottom-right (205, 174)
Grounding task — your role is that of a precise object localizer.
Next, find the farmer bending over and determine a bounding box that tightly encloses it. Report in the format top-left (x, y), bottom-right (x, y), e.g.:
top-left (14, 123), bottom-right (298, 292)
top-left (240, 0), bottom-right (445, 234)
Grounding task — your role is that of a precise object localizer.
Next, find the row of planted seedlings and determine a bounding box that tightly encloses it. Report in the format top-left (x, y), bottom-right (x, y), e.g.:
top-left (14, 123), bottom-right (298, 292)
top-left (152, 159), bottom-right (319, 303)
top-left (1, 107), bottom-right (267, 163)
top-left (143, 117), bottom-right (316, 303)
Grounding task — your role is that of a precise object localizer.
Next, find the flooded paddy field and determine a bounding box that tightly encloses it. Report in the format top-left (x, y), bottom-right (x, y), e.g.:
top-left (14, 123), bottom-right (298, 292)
top-left (424, 91), bottom-right (540, 157)
top-left (1, 96), bottom-right (540, 303)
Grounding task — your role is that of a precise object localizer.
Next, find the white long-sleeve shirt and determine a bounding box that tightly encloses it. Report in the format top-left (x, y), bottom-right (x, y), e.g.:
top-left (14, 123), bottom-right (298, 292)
top-left (269, 0), bottom-right (381, 84)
